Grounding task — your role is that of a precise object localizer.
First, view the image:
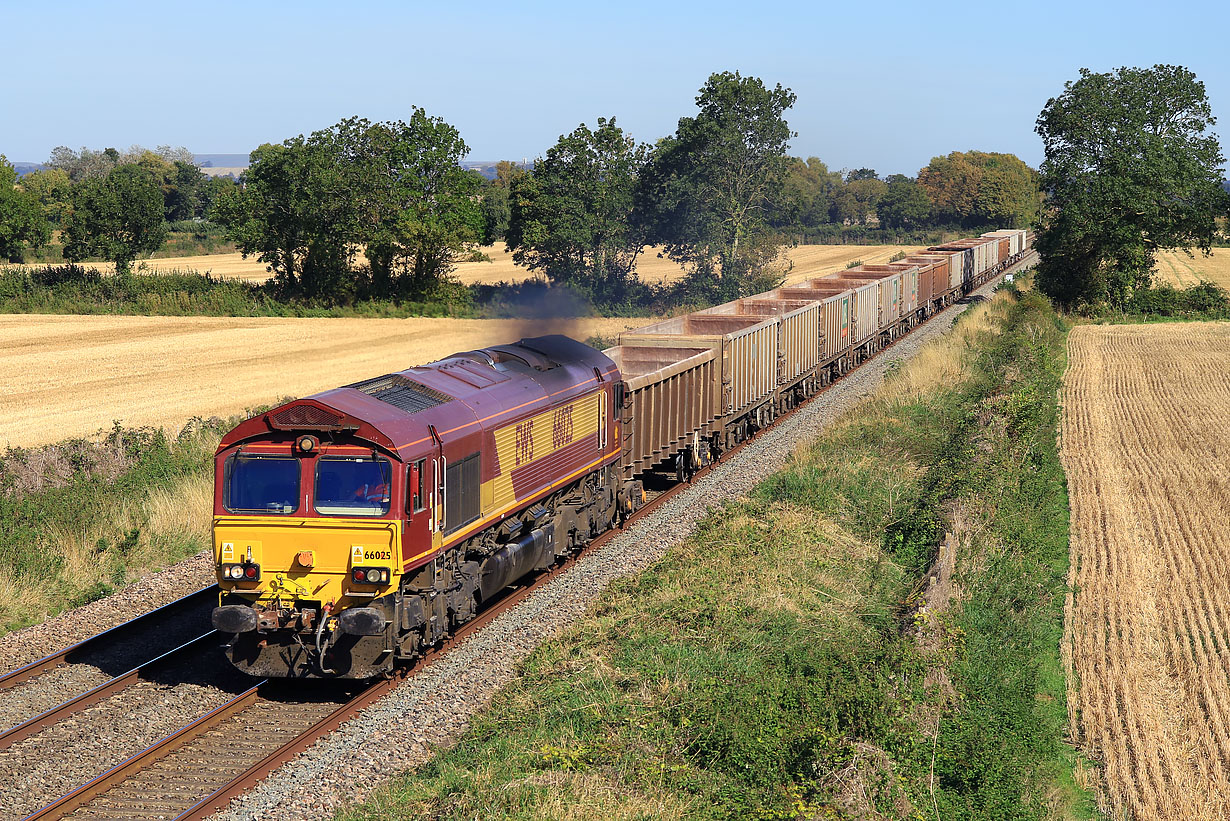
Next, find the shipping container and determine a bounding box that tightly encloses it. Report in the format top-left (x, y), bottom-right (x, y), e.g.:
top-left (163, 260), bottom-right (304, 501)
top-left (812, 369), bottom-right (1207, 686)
top-left (805, 277), bottom-right (879, 343)
top-left (604, 345), bottom-right (716, 478)
top-left (619, 312), bottom-right (778, 418)
top-left (824, 272), bottom-right (902, 335)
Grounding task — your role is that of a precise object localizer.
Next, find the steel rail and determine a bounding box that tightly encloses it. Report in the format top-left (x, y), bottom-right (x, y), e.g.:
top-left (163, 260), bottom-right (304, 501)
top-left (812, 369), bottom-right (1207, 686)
top-left (0, 585), bottom-right (218, 691)
top-left (20, 682), bottom-right (265, 821)
top-left (0, 630), bottom-right (219, 751)
top-left (23, 255), bottom-right (1035, 821)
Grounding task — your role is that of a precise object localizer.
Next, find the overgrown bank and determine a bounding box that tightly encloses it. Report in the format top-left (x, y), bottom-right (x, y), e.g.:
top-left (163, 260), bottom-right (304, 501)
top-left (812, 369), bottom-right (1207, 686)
top-left (0, 418), bottom-right (234, 634)
top-left (336, 284), bottom-right (1097, 820)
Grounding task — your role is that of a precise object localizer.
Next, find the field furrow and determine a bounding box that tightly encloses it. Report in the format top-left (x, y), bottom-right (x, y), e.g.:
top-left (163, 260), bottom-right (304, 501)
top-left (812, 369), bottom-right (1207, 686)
top-left (1063, 322), bottom-right (1230, 819)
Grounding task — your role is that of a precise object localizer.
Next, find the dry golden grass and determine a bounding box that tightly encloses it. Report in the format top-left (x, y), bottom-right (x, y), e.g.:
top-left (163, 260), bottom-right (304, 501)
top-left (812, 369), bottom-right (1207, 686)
top-left (1153, 248), bottom-right (1230, 289)
top-left (873, 290), bottom-right (1008, 406)
top-left (0, 314), bottom-right (651, 448)
top-left (1062, 322), bottom-right (1230, 819)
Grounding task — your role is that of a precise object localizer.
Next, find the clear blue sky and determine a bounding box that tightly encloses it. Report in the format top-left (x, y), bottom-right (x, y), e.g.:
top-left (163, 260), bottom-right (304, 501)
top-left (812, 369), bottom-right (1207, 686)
top-left (1, 0), bottom-right (1225, 176)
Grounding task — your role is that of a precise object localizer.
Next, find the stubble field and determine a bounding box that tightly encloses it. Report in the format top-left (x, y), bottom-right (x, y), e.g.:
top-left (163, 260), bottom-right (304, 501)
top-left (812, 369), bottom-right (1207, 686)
top-left (1062, 322), bottom-right (1230, 819)
top-left (1153, 247), bottom-right (1230, 289)
top-left (0, 314), bottom-right (650, 448)
top-left (36, 242), bottom-right (918, 287)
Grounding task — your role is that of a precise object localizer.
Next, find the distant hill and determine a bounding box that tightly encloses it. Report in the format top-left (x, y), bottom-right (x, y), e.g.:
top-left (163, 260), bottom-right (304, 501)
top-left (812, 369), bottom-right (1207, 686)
top-left (194, 153), bottom-right (249, 169)
top-left (1223, 180), bottom-right (1230, 194)
top-left (13, 162), bottom-right (43, 177)
top-left (463, 160), bottom-right (532, 180)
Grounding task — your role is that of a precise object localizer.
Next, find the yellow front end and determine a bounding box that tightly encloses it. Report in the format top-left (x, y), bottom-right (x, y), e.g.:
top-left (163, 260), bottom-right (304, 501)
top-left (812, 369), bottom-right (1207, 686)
top-left (214, 516), bottom-right (401, 605)
top-left (212, 516), bottom-right (403, 679)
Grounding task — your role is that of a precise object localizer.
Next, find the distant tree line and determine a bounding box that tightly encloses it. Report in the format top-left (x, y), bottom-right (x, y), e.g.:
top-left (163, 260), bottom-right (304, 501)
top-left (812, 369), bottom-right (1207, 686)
top-left (0, 145), bottom-right (236, 271)
top-left (1, 70), bottom-right (1046, 307)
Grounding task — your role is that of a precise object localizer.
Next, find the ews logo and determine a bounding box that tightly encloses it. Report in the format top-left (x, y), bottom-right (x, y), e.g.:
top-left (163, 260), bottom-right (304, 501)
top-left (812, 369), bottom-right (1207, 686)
top-left (515, 420), bottom-right (534, 466)
top-left (551, 406), bottom-right (574, 449)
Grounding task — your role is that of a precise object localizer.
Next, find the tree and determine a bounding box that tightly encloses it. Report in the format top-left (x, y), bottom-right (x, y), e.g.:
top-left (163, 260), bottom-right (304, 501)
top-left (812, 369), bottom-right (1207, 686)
top-left (877, 177), bottom-right (932, 229)
top-left (845, 167), bottom-right (878, 182)
top-left (768, 156), bottom-right (842, 230)
top-left (1035, 65), bottom-right (1229, 307)
top-left (506, 117), bottom-right (647, 301)
top-left (214, 113), bottom-right (482, 299)
top-left (917, 153), bottom-right (982, 223)
top-left (356, 111), bottom-right (483, 292)
top-left (15, 167), bottom-right (71, 225)
top-left (62, 164), bottom-right (168, 273)
top-left (918, 150), bottom-right (1040, 229)
top-left (641, 71), bottom-right (796, 298)
top-left (212, 136), bottom-right (354, 295)
top-left (831, 177), bottom-right (886, 224)
top-left (479, 160), bottom-right (526, 244)
top-left (0, 157), bottom-right (51, 262)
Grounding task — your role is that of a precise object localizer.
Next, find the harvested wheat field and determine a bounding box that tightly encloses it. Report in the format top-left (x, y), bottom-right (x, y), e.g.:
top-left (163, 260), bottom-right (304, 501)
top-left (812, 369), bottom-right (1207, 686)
top-left (37, 243), bottom-right (919, 288)
top-left (1062, 322), bottom-right (1230, 819)
top-left (451, 242), bottom-right (918, 287)
top-left (0, 314), bottom-right (651, 448)
top-left (1153, 247), bottom-right (1230, 289)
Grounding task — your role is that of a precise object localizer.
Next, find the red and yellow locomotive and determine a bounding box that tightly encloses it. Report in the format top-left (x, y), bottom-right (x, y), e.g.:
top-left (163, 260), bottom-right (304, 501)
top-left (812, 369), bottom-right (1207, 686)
top-left (211, 335), bottom-right (635, 678)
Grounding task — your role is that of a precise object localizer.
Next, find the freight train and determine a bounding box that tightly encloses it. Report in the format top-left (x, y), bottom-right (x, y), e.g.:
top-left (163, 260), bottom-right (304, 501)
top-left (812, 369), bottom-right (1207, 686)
top-left (210, 229), bottom-right (1032, 678)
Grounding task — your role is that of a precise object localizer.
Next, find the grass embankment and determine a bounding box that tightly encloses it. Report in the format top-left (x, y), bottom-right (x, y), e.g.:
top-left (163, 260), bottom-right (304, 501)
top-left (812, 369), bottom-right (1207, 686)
top-left (0, 418), bottom-right (234, 634)
top-left (337, 284), bottom-right (1097, 820)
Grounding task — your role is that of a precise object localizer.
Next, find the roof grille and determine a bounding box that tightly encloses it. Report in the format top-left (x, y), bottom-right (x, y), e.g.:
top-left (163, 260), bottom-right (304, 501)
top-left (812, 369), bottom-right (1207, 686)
top-left (350, 374), bottom-right (453, 414)
top-left (270, 404), bottom-right (344, 430)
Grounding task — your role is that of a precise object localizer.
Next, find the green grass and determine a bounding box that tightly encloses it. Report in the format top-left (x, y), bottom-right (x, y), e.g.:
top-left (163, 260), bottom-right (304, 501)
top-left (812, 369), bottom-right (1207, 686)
top-left (0, 417), bottom-right (240, 634)
top-left (334, 283), bottom-right (1101, 821)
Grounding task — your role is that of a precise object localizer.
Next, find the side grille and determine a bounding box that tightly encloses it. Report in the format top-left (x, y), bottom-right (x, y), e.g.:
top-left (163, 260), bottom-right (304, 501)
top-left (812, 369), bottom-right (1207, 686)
top-left (269, 405), bottom-right (344, 430)
top-left (350, 375), bottom-right (453, 414)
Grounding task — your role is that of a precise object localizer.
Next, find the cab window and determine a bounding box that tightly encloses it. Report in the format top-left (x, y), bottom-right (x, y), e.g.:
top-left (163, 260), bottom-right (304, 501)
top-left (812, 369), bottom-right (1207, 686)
top-left (224, 455), bottom-right (300, 514)
top-left (314, 456), bottom-right (392, 516)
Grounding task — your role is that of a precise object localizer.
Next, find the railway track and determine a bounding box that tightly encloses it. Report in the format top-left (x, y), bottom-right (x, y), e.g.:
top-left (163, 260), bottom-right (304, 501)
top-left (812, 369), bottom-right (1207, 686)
top-left (0, 588), bottom-right (218, 740)
top-left (11, 257), bottom-right (1036, 821)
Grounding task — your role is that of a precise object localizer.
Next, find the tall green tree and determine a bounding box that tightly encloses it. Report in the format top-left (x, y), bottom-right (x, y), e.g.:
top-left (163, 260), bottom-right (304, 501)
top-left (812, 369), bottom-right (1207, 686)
top-left (356, 111), bottom-right (483, 293)
top-left (877, 177), bottom-right (932, 229)
top-left (506, 117), bottom-right (648, 301)
top-left (213, 134), bottom-right (357, 296)
top-left (918, 150), bottom-right (1040, 228)
top-left (62, 164), bottom-right (167, 273)
top-left (830, 177), bottom-right (886, 225)
top-left (17, 168), bottom-right (72, 224)
top-left (641, 71), bottom-right (796, 298)
top-left (214, 112), bottom-right (481, 299)
top-left (1035, 65), bottom-right (1229, 307)
top-left (0, 157), bottom-right (51, 262)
